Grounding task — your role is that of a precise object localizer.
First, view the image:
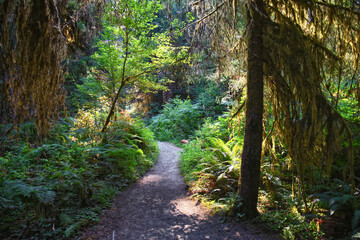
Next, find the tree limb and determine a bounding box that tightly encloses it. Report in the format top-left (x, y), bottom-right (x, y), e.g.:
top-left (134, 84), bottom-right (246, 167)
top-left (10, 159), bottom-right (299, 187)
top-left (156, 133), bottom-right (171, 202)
top-left (180, 0), bottom-right (227, 32)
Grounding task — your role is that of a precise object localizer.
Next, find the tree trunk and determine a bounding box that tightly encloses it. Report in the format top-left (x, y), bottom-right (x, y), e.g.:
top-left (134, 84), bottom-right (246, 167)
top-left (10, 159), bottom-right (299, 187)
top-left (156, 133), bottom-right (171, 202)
top-left (101, 28), bottom-right (129, 133)
top-left (162, 81), bottom-right (175, 104)
top-left (234, 0), bottom-right (265, 219)
top-left (101, 81), bottom-right (125, 132)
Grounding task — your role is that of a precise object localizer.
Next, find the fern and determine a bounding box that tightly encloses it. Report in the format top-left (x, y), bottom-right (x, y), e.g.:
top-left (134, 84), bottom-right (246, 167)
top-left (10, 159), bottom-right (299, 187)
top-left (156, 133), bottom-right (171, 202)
top-left (0, 109), bottom-right (158, 238)
top-left (182, 137), bottom-right (242, 200)
top-left (64, 219), bottom-right (88, 238)
top-left (353, 210), bottom-right (360, 230)
top-left (310, 185), bottom-right (360, 234)
top-left (206, 137), bottom-right (242, 170)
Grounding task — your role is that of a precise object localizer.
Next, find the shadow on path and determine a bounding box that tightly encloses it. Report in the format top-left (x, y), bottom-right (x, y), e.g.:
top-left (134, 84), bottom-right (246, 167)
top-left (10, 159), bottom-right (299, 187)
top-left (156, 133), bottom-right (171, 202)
top-left (81, 142), bottom-right (279, 240)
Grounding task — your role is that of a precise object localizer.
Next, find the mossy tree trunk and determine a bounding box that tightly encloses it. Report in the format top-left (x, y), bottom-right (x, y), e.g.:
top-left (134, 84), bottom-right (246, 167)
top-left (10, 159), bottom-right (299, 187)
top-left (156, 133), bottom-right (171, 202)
top-left (234, 0), bottom-right (265, 219)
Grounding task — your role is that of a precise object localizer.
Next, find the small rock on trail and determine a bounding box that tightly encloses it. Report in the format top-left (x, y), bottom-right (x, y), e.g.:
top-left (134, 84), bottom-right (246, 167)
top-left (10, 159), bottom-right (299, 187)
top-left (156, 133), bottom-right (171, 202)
top-left (81, 142), bottom-right (278, 240)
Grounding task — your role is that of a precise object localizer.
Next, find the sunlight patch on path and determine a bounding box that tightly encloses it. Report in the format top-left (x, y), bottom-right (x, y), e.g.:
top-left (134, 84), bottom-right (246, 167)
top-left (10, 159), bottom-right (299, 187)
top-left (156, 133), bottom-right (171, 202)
top-left (170, 197), bottom-right (208, 220)
top-left (138, 174), bottom-right (163, 185)
top-left (81, 142), bottom-right (279, 240)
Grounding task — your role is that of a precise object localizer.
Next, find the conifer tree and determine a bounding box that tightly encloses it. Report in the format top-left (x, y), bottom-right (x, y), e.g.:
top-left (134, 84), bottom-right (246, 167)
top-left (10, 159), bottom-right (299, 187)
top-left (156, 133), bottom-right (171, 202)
top-left (192, 0), bottom-right (360, 218)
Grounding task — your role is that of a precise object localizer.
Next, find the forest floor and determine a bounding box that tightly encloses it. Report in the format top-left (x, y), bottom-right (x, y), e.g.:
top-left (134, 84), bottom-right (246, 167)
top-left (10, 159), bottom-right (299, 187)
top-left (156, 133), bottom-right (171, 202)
top-left (81, 142), bottom-right (280, 240)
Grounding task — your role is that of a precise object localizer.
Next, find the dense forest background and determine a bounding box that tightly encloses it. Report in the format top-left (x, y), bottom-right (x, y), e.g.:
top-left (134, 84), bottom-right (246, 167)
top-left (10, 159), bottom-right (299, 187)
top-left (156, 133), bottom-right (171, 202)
top-left (0, 0), bottom-right (359, 239)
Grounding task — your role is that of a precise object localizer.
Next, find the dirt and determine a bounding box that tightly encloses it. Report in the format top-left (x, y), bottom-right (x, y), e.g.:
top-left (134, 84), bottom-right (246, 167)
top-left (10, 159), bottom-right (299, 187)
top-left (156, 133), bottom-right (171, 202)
top-left (81, 142), bottom-right (279, 240)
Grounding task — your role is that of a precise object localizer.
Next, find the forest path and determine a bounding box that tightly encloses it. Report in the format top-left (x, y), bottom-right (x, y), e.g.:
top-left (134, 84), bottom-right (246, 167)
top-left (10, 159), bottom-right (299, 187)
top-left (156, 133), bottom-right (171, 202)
top-left (82, 142), bottom-right (278, 240)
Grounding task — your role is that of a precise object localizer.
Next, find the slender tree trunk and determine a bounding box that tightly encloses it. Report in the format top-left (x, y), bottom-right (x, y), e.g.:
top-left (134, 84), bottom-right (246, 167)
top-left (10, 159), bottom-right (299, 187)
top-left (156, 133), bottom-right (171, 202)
top-left (101, 29), bottom-right (129, 133)
top-left (234, 0), bottom-right (265, 219)
top-left (163, 81), bottom-right (175, 104)
top-left (101, 81), bottom-right (126, 132)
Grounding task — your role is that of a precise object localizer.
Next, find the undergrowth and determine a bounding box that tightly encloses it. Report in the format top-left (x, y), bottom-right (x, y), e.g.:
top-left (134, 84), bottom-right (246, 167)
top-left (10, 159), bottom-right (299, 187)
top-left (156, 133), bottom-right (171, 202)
top-left (149, 97), bottom-right (203, 142)
top-left (179, 113), bottom-right (360, 239)
top-left (149, 94), bottom-right (227, 143)
top-left (179, 115), bottom-right (242, 213)
top-left (0, 114), bottom-right (158, 239)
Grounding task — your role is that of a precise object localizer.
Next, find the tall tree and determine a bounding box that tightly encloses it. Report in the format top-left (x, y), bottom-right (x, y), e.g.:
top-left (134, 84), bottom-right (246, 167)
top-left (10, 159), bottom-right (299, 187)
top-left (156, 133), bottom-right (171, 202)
top-left (91, 0), bottom-right (188, 132)
top-left (236, 0), bottom-right (265, 219)
top-left (0, 0), bottom-right (66, 135)
top-left (190, 0), bottom-right (360, 218)
top-left (0, 0), bottom-right (104, 136)
top-left (262, 0), bottom-right (360, 206)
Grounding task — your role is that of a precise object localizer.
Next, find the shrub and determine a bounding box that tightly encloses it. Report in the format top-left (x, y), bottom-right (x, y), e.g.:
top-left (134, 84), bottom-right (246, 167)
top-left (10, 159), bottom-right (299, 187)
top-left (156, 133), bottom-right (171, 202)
top-left (0, 114), bottom-right (158, 239)
top-left (180, 135), bottom-right (242, 200)
top-left (310, 181), bottom-right (360, 237)
top-left (194, 114), bottom-right (234, 143)
top-left (149, 97), bottom-right (203, 141)
top-left (258, 209), bottom-right (325, 239)
top-left (194, 82), bottom-right (228, 118)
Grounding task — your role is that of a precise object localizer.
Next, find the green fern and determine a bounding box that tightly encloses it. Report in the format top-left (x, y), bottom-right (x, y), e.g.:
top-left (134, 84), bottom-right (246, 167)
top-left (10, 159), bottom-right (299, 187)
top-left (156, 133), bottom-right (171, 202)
top-left (206, 137), bottom-right (242, 169)
top-left (188, 137), bottom-right (242, 199)
top-left (64, 219), bottom-right (88, 238)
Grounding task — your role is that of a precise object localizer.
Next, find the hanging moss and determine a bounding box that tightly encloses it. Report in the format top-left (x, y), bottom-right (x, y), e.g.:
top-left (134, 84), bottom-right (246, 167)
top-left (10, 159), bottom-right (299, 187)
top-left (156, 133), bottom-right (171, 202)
top-left (0, 0), bottom-right (66, 135)
top-left (262, 1), bottom-right (359, 189)
top-left (0, 0), bottom-right (104, 136)
top-left (191, 0), bottom-right (360, 192)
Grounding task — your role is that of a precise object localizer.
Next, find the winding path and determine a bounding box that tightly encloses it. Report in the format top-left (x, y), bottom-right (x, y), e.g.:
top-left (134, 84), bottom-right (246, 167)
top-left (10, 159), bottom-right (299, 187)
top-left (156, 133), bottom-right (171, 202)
top-left (82, 142), bottom-right (278, 240)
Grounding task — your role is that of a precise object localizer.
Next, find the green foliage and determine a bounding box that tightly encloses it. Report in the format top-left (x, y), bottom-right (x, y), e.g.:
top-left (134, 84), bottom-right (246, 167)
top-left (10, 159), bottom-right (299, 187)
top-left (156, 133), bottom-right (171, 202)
top-left (193, 82), bottom-right (228, 118)
top-left (338, 96), bottom-right (360, 123)
top-left (86, 0), bottom-right (191, 132)
top-left (179, 113), bottom-right (242, 201)
top-left (0, 115), bottom-right (158, 239)
top-left (179, 113), bottom-right (239, 178)
top-left (0, 141), bottom-right (95, 238)
top-left (179, 140), bottom-right (212, 182)
top-left (90, 0), bottom-right (188, 104)
top-left (187, 137), bottom-right (241, 199)
top-left (310, 181), bottom-right (360, 236)
top-left (194, 116), bottom-right (232, 142)
top-left (99, 120), bottom-right (158, 180)
top-left (1, 1), bottom-right (360, 240)
top-left (177, 113), bottom-right (243, 213)
top-left (258, 209), bottom-right (324, 239)
top-left (148, 65), bottom-right (230, 141)
top-left (150, 97), bottom-right (203, 141)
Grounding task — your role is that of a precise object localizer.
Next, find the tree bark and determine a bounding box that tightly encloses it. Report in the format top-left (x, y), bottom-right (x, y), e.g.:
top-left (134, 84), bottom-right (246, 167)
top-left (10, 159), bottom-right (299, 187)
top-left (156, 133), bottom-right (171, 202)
top-left (235, 0), bottom-right (265, 219)
top-left (101, 28), bottom-right (129, 133)
top-left (101, 80), bottom-right (126, 132)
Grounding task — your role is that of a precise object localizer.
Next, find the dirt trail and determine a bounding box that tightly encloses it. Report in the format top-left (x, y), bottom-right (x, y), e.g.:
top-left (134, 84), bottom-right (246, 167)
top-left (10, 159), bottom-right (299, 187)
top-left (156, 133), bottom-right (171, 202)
top-left (82, 142), bottom-right (278, 240)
